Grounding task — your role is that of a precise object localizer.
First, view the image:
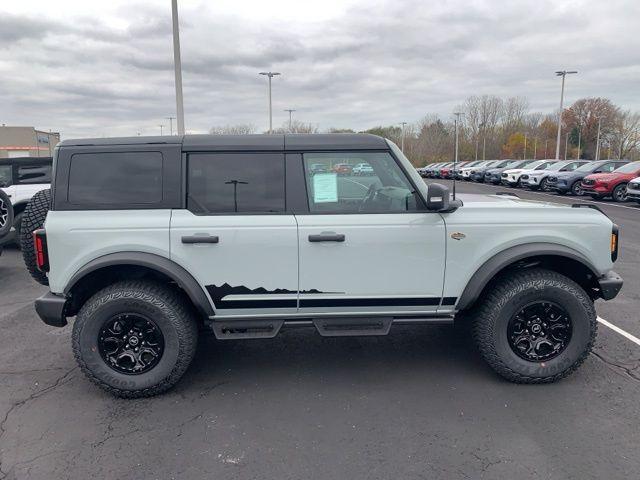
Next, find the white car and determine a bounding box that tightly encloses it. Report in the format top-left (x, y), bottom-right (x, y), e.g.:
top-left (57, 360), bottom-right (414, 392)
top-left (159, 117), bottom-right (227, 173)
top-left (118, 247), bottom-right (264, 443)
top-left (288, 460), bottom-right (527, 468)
top-left (521, 160), bottom-right (590, 191)
top-left (626, 177), bottom-right (640, 204)
top-left (460, 160), bottom-right (495, 180)
top-left (501, 159), bottom-right (557, 187)
top-left (0, 157), bottom-right (52, 246)
top-left (352, 162), bottom-right (374, 176)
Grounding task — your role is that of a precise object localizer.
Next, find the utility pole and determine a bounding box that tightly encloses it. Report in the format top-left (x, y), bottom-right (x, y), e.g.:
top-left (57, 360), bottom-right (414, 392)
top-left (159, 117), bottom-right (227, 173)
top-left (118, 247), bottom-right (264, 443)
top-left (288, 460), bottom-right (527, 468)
top-left (533, 138), bottom-right (537, 159)
top-left (523, 134), bottom-right (527, 160)
top-left (259, 72), bottom-right (281, 133)
top-left (554, 70), bottom-right (577, 160)
top-left (564, 133), bottom-right (569, 160)
top-left (595, 118), bottom-right (602, 161)
top-left (284, 109), bottom-right (296, 132)
top-left (400, 122), bottom-right (407, 152)
top-left (171, 0), bottom-right (185, 135)
top-left (166, 116), bottom-right (175, 136)
top-left (159, 124), bottom-right (164, 136)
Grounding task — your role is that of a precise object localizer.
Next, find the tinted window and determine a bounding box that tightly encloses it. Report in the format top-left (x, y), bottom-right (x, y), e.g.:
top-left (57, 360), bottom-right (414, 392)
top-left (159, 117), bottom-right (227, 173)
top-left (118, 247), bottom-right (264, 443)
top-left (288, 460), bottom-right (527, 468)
top-left (17, 164), bottom-right (52, 184)
top-left (68, 152), bottom-right (163, 205)
top-left (597, 162), bottom-right (620, 173)
top-left (0, 165), bottom-right (11, 187)
top-left (303, 152), bottom-right (417, 213)
top-left (613, 161), bottom-right (640, 174)
top-left (188, 153), bottom-right (285, 214)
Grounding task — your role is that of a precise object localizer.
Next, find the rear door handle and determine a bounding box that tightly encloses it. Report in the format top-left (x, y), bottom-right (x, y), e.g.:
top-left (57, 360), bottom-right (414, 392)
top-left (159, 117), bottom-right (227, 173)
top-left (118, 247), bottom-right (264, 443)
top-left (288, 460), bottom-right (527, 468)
top-left (308, 233), bottom-right (345, 242)
top-left (181, 235), bottom-right (219, 244)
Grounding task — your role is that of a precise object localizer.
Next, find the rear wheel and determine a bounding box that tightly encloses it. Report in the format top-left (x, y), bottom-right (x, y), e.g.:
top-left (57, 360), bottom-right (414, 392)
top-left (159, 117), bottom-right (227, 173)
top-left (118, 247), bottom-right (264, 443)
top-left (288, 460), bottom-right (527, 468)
top-left (472, 269), bottom-right (596, 383)
top-left (72, 281), bottom-right (198, 398)
top-left (612, 183), bottom-right (628, 202)
top-left (540, 178), bottom-right (550, 191)
top-left (20, 189), bottom-right (51, 285)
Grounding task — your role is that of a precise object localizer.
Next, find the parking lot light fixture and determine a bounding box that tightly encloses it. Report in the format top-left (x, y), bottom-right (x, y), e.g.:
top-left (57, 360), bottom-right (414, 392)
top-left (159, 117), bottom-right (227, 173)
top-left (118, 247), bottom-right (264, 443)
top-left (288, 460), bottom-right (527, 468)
top-left (554, 70), bottom-right (577, 160)
top-left (259, 72), bottom-right (281, 134)
top-left (400, 122), bottom-right (407, 152)
top-left (595, 118), bottom-right (602, 161)
top-left (166, 116), bottom-right (176, 135)
top-left (453, 112), bottom-right (464, 199)
top-left (284, 109), bottom-right (296, 132)
top-left (171, 0), bottom-right (185, 135)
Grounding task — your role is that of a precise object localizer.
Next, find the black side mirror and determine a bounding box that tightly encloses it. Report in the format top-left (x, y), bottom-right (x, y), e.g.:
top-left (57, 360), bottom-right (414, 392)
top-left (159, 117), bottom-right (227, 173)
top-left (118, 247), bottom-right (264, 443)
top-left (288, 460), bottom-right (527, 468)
top-left (426, 183), bottom-right (450, 211)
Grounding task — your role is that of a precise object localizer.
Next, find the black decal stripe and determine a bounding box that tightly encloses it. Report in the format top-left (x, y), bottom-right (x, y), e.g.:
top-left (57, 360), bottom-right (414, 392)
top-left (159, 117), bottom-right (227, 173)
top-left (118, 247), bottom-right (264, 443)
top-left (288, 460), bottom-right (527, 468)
top-left (217, 299), bottom-right (297, 309)
top-left (299, 297), bottom-right (441, 308)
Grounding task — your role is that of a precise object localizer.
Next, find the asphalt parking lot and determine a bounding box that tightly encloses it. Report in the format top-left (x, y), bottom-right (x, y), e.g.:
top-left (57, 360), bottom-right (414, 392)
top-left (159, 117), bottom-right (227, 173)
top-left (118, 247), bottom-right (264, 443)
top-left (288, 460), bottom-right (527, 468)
top-left (1, 182), bottom-right (639, 480)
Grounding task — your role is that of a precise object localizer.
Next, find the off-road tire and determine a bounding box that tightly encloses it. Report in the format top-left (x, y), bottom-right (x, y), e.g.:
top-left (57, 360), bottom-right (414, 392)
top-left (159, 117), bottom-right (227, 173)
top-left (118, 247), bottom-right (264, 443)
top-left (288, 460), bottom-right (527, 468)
top-left (0, 189), bottom-right (14, 238)
top-left (472, 268), bottom-right (597, 383)
top-left (20, 189), bottom-right (51, 285)
top-left (72, 280), bottom-right (198, 398)
top-left (612, 183), bottom-right (628, 202)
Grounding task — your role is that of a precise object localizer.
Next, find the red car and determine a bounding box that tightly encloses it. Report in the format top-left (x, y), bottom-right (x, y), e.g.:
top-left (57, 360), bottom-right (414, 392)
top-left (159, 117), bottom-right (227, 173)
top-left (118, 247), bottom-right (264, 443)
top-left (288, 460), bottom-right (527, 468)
top-left (332, 163), bottom-right (353, 175)
top-left (581, 161), bottom-right (640, 202)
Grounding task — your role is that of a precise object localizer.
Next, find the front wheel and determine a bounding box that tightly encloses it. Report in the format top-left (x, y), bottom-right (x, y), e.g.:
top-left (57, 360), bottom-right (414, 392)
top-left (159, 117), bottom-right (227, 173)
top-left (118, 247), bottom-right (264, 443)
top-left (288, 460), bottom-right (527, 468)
top-left (571, 181), bottom-right (583, 196)
top-left (612, 183), bottom-right (628, 202)
top-left (0, 190), bottom-right (14, 238)
top-left (72, 281), bottom-right (198, 398)
top-left (472, 269), bottom-right (596, 383)
top-left (540, 178), bottom-right (550, 191)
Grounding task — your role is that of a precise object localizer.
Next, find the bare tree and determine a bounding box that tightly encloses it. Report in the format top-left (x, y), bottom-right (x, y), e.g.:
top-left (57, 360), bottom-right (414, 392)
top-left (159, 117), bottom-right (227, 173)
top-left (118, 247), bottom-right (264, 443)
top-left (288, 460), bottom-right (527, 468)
top-left (609, 110), bottom-right (640, 159)
top-left (209, 124), bottom-right (257, 135)
top-left (272, 120), bottom-right (319, 134)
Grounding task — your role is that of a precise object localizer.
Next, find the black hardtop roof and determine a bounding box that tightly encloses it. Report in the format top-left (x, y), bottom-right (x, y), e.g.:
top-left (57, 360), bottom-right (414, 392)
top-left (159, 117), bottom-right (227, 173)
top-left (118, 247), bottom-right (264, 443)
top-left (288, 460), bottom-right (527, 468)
top-left (0, 156), bottom-right (53, 166)
top-left (58, 133), bottom-right (389, 151)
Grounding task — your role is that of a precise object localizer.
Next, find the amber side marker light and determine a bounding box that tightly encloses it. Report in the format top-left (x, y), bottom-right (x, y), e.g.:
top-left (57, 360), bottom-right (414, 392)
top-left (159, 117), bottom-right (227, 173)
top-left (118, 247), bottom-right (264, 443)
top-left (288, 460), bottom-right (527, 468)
top-left (611, 225), bottom-right (619, 262)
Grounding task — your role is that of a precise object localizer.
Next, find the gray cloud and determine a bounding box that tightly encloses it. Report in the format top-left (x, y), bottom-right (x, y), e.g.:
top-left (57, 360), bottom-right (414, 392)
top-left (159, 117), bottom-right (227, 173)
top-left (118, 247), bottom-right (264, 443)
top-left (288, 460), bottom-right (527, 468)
top-left (0, 0), bottom-right (639, 138)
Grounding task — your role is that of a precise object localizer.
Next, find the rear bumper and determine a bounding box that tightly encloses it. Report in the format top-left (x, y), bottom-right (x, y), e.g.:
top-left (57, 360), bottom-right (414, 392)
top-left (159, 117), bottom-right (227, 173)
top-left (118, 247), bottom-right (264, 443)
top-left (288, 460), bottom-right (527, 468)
top-left (35, 292), bottom-right (68, 327)
top-left (598, 271), bottom-right (623, 301)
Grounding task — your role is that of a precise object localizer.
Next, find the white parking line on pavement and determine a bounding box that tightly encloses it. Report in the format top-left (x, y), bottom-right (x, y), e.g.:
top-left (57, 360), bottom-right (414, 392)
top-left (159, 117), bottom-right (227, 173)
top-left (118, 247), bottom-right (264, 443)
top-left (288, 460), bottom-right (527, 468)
top-left (597, 316), bottom-right (640, 347)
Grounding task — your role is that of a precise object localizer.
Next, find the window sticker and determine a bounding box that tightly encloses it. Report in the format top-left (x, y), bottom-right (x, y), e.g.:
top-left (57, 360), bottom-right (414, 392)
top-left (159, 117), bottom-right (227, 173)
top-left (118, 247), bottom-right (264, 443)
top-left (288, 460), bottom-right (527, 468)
top-left (312, 173), bottom-right (338, 203)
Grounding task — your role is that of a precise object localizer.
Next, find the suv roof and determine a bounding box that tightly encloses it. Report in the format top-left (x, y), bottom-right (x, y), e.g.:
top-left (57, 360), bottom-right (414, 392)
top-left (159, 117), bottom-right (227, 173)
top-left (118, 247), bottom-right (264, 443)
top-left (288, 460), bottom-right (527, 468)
top-left (58, 134), bottom-right (388, 151)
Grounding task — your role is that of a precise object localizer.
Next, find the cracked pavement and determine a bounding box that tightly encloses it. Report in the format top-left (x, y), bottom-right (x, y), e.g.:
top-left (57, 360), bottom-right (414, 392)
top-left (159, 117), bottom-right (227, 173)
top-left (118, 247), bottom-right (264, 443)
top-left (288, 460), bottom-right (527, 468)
top-left (1, 180), bottom-right (640, 479)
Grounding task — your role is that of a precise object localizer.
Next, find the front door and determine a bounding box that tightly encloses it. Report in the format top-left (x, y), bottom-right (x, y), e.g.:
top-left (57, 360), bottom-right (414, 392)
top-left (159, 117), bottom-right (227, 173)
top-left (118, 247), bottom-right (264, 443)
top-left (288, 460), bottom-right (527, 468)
top-left (170, 152), bottom-right (298, 318)
top-left (295, 151), bottom-right (446, 316)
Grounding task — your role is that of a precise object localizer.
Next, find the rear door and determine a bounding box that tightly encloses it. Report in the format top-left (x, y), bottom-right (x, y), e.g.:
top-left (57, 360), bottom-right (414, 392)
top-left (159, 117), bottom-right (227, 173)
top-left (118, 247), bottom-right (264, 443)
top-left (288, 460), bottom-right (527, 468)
top-left (295, 150), bottom-right (447, 316)
top-left (170, 152), bottom-right (298, 317)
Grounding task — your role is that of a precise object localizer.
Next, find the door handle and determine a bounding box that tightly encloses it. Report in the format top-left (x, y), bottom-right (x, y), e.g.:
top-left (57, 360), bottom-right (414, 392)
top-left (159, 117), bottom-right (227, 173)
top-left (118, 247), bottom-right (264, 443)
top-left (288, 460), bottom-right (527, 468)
top-left (181, 235), bottom-right (219, 244)
top-left (308, 233), bottom-right (345, 242)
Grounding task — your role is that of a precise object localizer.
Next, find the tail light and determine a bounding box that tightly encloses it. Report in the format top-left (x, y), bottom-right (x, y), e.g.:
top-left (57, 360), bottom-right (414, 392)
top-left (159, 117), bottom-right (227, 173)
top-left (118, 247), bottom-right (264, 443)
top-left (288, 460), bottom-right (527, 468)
top-left (33, 229), bottom-right (49, 272)
top-left (611, 224), bottom-right (619, 262)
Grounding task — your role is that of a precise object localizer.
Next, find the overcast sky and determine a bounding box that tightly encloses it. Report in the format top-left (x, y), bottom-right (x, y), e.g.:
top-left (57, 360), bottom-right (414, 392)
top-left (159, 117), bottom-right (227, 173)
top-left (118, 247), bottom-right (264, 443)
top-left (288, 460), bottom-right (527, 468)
top-left (1, 0), bottom-right (639, 138)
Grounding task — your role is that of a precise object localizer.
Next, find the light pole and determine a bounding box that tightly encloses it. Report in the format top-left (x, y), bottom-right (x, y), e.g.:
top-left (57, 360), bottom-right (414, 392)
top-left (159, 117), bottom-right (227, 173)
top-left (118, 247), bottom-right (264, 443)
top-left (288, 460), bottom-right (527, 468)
top-left (159, 124), bottom-right (164, 136)
top-left (453, 112), bottom-right (464, 199)
top-left (523, 134), bottom-right (527, 160)
top-left (171, 0), bottom-right (185, 135)
top-left (166, 116), bottom-right (176, 136)
top-left (400, 122), bottom-right (407, 152)
top-left (533, 138), bottom-right (537, 159)
top-left (544, 139), bottom-right (548, 158)
top-left (554, 70), bottom-right (577, 160)
top-left (564, 133), bottom-right (569, 160)
top-left (577, 124), bottom-right (582, 159)
top-left (595, 118), bottom-right (602, 161)
top-left (284, 109), bottom-right (296, 132)
top-left (259, 72), bottom-right (281, 133)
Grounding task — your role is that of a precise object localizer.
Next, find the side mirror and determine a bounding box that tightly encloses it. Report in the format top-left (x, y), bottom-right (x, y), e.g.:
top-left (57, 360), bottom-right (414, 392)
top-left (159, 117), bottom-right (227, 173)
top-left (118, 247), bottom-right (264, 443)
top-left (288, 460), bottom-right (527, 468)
top-left (426, 183), bottom-right (449, 211)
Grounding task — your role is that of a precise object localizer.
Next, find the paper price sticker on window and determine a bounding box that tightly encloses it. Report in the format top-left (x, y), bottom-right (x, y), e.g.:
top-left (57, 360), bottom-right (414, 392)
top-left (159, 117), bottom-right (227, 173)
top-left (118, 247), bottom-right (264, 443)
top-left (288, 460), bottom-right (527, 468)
top-left (313, 173), bottom-right (338, 203)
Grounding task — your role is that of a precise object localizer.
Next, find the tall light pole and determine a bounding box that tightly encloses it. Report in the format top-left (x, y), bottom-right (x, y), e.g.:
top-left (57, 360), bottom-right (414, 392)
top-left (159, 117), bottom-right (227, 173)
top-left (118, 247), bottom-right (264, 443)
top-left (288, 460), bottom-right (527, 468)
top-left (554, 70), bottom-right (577, 160)
top-left (453, 112), bottom-right (464, 200)
top-left (577, 123), bottom-right (582, 159)
top-left (400, 122), bottom-right (407, 152)
top-left (159, 124), bottom-right (164, 136)
top-left (523, 134), bottom-right (527, 160)
top-left (533, 137), bottom-right (538, 159)
top-left (259, 72), bottom-right (281, 133)
top-left (595, 118), bottom-right (602, 161)
top-left (284, 109), bottom-right (296, 132)
top-left (171, 0), bottom-right (185, 135)
top-left (166, 117), bottom-right (176, 135)
top-left (564, 133), bottom-right (569, 160)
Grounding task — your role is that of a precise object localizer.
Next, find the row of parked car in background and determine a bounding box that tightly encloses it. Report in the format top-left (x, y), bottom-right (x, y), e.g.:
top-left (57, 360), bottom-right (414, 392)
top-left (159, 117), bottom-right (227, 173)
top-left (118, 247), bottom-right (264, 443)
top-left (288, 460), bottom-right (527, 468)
top-left (417, 158), bottom-right (640, 203)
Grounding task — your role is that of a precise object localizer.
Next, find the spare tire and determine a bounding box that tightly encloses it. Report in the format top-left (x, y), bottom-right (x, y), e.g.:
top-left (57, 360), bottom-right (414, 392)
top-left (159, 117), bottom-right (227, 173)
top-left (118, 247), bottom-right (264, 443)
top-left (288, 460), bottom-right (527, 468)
top-left (20, 189), bottom-right (51, 286)
top-left (0, 189), bottom-right (14, 239)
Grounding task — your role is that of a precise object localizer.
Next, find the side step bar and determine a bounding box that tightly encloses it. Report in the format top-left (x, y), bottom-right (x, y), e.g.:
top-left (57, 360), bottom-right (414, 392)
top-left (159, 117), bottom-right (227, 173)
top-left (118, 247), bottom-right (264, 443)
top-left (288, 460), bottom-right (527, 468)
top-left (209, 316), bottom-right (453, 340)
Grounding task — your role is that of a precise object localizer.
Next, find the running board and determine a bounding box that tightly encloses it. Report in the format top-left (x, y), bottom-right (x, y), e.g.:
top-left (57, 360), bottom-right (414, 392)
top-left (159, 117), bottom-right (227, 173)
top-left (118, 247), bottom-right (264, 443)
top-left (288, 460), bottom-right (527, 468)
top-left (210, 319), bottom-right (284, 339)
top-left (313, 317), bottom-right (393, 336)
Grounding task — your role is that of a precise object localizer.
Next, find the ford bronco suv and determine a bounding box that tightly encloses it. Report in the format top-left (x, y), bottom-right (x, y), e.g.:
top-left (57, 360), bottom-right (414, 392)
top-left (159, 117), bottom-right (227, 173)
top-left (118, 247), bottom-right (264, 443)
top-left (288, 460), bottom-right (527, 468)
top-left (26, 134), bottom-right (623, 398)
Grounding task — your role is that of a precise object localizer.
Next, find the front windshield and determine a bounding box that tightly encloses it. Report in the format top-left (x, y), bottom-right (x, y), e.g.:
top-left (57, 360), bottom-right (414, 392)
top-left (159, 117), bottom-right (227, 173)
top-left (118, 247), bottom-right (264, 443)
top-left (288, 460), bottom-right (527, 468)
top-left (576, 162), bottom-right (600, 172)
top-left (525, 160), bottom-right (549, 170)
top-left (614, 161), bottom-right (640, 173)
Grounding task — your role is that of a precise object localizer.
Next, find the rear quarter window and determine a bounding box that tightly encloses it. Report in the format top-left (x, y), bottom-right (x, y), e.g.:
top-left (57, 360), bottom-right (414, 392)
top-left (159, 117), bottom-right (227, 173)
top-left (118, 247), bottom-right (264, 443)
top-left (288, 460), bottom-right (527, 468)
top-left (68, 152), bottom-right (163, 205)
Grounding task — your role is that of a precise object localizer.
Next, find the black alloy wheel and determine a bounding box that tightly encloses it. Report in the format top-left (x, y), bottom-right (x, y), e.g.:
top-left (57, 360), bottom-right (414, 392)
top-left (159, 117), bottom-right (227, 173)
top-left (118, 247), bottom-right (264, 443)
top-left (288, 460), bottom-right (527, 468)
top-left (571, 181), bottom-right (583, 196)
top-left (98, 313), bottom-right (165, 375)
top-left (507, 301), bottom-right (572, 362)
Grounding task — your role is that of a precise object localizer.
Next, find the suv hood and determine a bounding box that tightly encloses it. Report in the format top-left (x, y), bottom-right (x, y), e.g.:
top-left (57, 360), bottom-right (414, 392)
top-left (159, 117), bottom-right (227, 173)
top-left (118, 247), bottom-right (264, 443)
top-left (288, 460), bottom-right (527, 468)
top-left (502, 168), bottom-right (528, 175)
top-left (457, 193), bottom-right (569, 209)
top-left (584, 172), bottom-right (619, 182)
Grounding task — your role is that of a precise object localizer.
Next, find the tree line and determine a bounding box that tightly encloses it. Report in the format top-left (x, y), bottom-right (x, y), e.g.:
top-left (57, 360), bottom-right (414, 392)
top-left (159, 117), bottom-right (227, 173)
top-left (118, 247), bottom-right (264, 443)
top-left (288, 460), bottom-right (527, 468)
top-left (210, 95), bottom-right (640, 166)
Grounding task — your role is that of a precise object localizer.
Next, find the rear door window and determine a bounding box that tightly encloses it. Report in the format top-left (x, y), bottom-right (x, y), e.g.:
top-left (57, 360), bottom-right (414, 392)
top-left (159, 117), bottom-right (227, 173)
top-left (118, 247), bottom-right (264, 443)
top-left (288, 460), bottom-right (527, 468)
top-left (68, 152), bottom-right (163, 205)
top-left (17, 164), bottom-right (52, 184)
top-left (187, 153), bottom-right (285, 214)
top-left (0, 165), bottom-right (11, 187)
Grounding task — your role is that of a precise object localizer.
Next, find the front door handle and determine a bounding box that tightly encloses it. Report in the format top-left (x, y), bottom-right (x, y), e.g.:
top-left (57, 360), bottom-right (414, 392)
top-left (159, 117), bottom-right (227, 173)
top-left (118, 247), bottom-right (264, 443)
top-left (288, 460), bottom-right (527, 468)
top-left (308, 233), bottom-right (345, 242)
top-left (182, 235), bottom-right (219, 244)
